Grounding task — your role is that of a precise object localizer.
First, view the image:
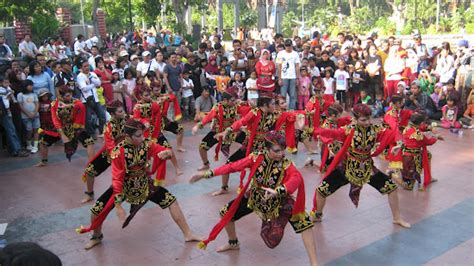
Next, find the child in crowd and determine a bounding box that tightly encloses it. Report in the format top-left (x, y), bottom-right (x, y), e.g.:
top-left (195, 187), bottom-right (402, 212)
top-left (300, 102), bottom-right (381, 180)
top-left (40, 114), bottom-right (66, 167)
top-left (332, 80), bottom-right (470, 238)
top-left (246, 71), bottom-right (258, 106)
top-left (111, 70), bottom-right (124, 103)
top-left (17, 80), bottom-right (40, 153)
top-left (0, 78), bottom-right (28, 157)
top-left (36, 89), bottom-right (56, 166)
top-left (396, 81), bottom-right (408, 96)
top-left (430, 82), bottom-right (444, 110)
top-left (308, 57), bottom-right (321, 78)
top-left (441, 96), bottom-right (461, 129)
top-left (358, 89), bottom-right (373, 105)
top-left (322, 68), bottom-right (335, 106)
top-left (334, 59), bottom-right (350, 109)
top-left (311, 76), bottom-right (323, 96)
top-left (371, 92), bottom-right (385, 118)
top-left (122, 68), bottom-right (136, 113)
top-left (182, 70), bottom-right (195, 120)
top-left (231, 72), bottom-right (245, 101)
top-left (352, 60), bottom-right (366, 103)
top-left (460, 92), bottom-right (474, 128)
top-left (298, 67), bottom-right (311, 110)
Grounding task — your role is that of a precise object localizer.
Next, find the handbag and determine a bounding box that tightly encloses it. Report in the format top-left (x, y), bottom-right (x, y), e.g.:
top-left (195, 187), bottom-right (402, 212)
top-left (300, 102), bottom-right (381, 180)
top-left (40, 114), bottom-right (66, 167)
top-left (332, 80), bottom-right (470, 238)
top-left (260, 196), bottom-right (294, 249)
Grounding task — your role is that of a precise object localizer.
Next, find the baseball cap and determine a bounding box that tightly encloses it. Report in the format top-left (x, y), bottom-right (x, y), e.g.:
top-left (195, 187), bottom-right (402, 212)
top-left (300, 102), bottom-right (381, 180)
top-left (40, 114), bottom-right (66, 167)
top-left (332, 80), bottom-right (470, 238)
top-left (130, 54), bottom-right (139, 61)
top-left (284, 39), bottom-right (293, 47)
top-left (411, 80), bottom-right (420, 87)
top-left (119, 50), bottom-right (129, 57)
top-left (142, 51), bottom-right (151, 57)
top-left (38, 88), bottom-right (50, 97)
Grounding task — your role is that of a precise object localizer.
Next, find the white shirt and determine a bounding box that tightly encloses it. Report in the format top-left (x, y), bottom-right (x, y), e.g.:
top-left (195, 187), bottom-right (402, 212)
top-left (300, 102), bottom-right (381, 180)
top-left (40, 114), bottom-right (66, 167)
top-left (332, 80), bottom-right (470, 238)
top-left (276, 50), bottom-right (301, 79)
top-left (151, 59), bottom-right (167, 75)
top-left (77, 72), bottom-right (101, 103)
top-left (182, 78), bottom-right (194, 98)
top-left (309, 66), bottom-right (320, 78)
top-left (334, 69), bottom-right (350, 91)
top-left (136, 60), bottom-right (155, 76)
top-left (88, 55), bottom-right (99, 70)
top-left (0, 43), bottom-right (13, 59)
top-left (323, 77), bottom-right (335, 95)
top-left (246, 78), bottom-right (258, 100)
top-left (0, 86), bottom-right (14, 110)
top-left (74, 40), bottom-right (88, 56)
top-left (122, 78), bottom-right (136, 95)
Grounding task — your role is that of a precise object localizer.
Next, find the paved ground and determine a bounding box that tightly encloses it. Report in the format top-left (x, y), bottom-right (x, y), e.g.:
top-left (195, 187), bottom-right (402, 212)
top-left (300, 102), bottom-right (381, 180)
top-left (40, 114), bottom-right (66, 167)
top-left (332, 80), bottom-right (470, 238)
top-left (0, 122), bottom-right (473, 266)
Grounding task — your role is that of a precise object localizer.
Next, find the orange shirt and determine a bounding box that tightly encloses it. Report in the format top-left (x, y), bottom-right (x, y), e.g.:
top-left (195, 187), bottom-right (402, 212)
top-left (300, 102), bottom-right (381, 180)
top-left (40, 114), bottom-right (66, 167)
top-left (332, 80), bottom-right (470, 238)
top-left (464, 104), bottom-right (474, 117)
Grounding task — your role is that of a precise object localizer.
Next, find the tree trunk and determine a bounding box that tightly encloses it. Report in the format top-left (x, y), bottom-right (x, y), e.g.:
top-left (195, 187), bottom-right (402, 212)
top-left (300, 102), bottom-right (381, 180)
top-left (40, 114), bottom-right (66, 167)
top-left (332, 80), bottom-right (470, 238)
top-left (172, 0), bottom-right (187, 33)
top-left (217, 0), bottom-right (223, 34)
top-left (92, 0), bottom-right (99, 37)
top-left (348, 0), bottom-right (355, 16)
top-left (257, 0), bottom-right (267, 30)
top-left (234, 0), bottom-right (240, 34)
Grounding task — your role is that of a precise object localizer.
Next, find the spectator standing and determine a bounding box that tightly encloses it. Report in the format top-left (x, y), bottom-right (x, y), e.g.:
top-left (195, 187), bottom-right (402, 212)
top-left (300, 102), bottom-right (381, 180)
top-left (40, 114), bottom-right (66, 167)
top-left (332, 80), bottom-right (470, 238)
top-left (77, 59), bottom-right (106, 137)
top-left (136, 51), bottom-right (155, 77)
top-left (365, 44), bottom-right (383, 98)
top-left (163, 52), bottom-right (183, 118)
top-left (182, 70), bottom-right (195, 120)
top-left (277, 39), bottom-right (301, 110)
top-left (334, 59), bottom-right (350, 110)
top-left (434, 42), bottom-right (455, 84)
top-left (0, 78), bottom-right (28, 157)
top-left (16, 80), bottom-right (39, 153)
top-left (94, 57), bottom-right (114, 103)
top-left (27, 61), bottom-right (55, 99)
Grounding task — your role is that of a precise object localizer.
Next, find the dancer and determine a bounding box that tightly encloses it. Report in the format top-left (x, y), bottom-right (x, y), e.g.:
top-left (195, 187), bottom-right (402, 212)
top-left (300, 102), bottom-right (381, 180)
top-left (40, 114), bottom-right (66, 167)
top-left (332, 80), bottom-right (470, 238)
top-left (133, 86), bottom-right (183, 175)
top-left (212, 96), bottom-right (298, 196)
top-left (311, 104), bottom-right (411, 228)
top-left (191, 87), bottom-right (249, 170)
top-left (80, 100), bottom-right (126, 203)
top-left (190, 131), bottom-right (318, 266)
top-left (393, 112), bottom-right (443, 190)
top-left (36, 85), bottom-right (95, 167)
top-left (305, 103), bottom-right (351, 170)
top-left (77, 119), bottom-right (200, 250)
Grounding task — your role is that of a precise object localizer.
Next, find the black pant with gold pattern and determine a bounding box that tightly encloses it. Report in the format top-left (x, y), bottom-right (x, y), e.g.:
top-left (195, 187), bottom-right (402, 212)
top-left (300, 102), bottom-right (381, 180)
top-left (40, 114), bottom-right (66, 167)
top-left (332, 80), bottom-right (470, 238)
top-left (90, 185), bottom-right (177, 217)
top-left (219, 197), bottom-right (314, 233)
top-left (317, 168), bottom-right (398, 198)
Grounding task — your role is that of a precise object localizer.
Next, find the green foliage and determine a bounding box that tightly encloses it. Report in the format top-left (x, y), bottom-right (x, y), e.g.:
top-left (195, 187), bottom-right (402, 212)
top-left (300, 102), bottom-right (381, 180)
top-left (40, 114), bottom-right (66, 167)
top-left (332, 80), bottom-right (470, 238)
top-left (466, 23), bottom-right (474, 34)
top-left (282, 11), bottom-right (298, 37)
top-left (374, 17), bottom-right (396, 36)
top-left (31, 12), bottom-right (60, 43)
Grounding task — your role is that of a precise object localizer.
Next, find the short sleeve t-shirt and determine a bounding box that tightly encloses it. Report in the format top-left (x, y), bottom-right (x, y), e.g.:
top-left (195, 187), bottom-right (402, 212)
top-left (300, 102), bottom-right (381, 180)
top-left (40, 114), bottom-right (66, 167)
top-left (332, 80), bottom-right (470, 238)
top-left (276, 50), bottom-right (301, 79)
top-left (323, 77), bottom-right (335, 95)
top-left (182, 78), bottom-right (194, 98)
top-left (164, 64), bottom-right (182, 91)
top-left (17, 92), bottom-right (38, 119)
top-left (334, 69), bottom-right (350, 91)
top-left (246, 78), bottom-right (258, 100)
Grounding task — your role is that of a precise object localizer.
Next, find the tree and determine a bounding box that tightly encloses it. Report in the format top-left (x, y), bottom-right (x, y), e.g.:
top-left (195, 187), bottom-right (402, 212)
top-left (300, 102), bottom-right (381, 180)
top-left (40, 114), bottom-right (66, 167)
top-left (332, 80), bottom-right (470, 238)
top-left (0, 0), bottom-right (55, 24)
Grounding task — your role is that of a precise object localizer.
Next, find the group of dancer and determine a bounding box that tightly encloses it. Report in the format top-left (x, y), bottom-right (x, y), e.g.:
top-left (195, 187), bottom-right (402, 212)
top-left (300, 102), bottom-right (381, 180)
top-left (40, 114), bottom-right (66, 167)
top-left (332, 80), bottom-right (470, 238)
top-left (36, 80), bottom-right (443, 265)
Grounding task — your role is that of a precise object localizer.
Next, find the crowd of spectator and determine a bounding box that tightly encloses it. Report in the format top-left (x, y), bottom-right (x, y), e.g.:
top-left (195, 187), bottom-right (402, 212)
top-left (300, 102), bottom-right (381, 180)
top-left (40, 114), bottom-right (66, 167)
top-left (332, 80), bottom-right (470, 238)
top-left (0, 29), bottom-right (473, 157)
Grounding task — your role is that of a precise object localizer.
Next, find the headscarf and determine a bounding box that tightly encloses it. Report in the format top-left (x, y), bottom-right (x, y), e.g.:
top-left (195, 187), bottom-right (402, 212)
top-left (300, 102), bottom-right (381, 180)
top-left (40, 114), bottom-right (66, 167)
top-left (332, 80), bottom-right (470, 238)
top-left (259, 49), bottom-right (270, 66)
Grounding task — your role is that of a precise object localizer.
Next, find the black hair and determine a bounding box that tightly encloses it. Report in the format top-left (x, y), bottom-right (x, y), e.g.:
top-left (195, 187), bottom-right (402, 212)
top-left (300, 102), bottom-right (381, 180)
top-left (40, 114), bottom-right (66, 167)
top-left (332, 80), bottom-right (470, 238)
top-left (95, 56), bottom-right (104, 66)
top-left (257, 97), bottom-right (274, 107)
top-left (124, 68), bottom-right (135, 79)
top-left (274, 33), bottom-right (283, 40)
top-left (0, 242), bottom-right (61, 266)
top-left (199, 42), bottom-right (207, 49)
top-left (22, 79), bottom-right (34, 94)
top-left (29, 60), bottom-right (42, 75)
top-left (391, 95), bottom-right (403, 104)
top-left (232, 39), bottom-right (242, 45)
top-left (410, 112), bottom-right (426, 125)
top-left (35, 53), bottom-right (45, 60)
top-left (51, 62), bottom-right (61, 70)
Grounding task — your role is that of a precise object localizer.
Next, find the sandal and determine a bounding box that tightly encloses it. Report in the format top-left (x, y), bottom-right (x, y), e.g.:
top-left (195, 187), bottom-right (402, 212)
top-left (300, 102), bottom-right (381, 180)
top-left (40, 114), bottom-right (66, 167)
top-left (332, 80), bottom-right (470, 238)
top-left (84, 233), bottom-right (103, 250)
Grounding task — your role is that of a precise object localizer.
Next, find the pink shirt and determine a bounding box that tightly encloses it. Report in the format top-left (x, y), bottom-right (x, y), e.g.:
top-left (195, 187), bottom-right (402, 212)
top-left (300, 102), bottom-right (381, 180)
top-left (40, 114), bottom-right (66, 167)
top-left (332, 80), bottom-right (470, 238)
top-left (298, 76), bottom-right (311, 96)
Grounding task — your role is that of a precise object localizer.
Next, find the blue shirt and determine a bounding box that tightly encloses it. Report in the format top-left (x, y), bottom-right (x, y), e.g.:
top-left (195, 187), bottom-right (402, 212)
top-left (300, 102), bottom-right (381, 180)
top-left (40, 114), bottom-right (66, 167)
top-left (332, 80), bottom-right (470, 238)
top-left (27, 73), bottom-right (56, 99)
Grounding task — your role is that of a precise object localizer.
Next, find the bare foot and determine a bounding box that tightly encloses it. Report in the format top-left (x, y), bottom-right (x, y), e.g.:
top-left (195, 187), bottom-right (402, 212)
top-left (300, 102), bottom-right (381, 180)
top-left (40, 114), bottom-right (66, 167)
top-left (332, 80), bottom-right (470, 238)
top-left (35, 162), bottom-right (47, 167)
top-left (197, 164), bottom-right (210, 171)
top-left (216, 243), bottom-right (240, 252)
top-left (176, 168), bottom-right (184, 176)
top-left (212, 189), bottom-right (229, 196)
top-left (304, 158), bottom-right (314, 168)
top-left (307, 150), bottom-right (318, 155)
top-left (184, 233), bottom-right (202, 242)
top-left (393, 219), bottom-right (411, 228)
top-left (430, 178), bottom-right (438, 183)
top-left (81, 196), bottom-right (94, 204)
top-left (177, 147), bottom-right (187, 152)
